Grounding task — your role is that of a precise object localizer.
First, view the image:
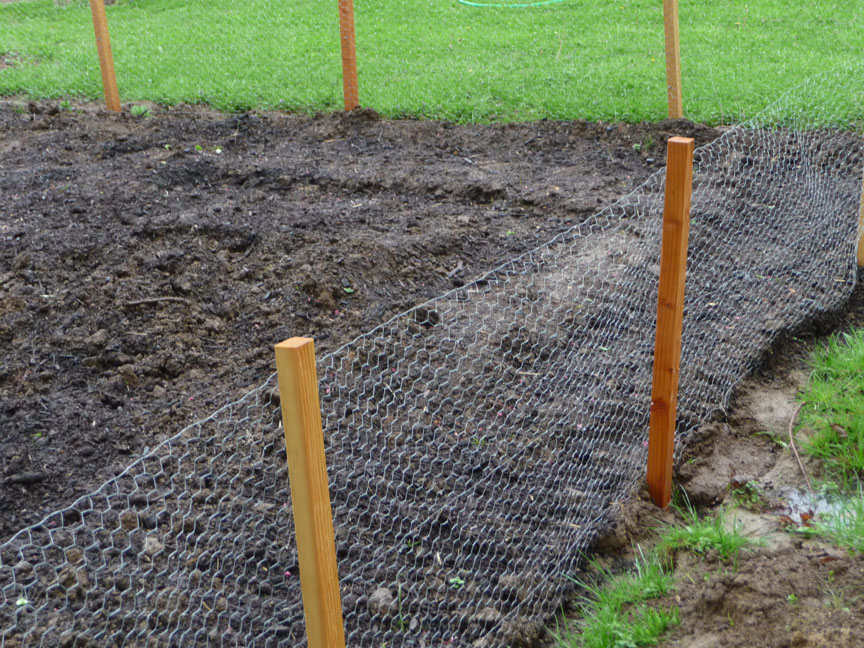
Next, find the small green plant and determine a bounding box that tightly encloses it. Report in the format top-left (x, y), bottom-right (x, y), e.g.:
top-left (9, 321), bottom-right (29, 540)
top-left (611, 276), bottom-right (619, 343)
top-left (58, 99), bottom-right (72, 111)
top-left (553, 549), bottom-right (678, 648)
top-left (821, 569), bottom-right (862, 612)
top-left (798, 328), bottom-right (864, 484)
top-left (753, 428), bottom-right (789, 448)
top-left (448, 576), bottom-right (464, 590)
top-left (658, 499), bottom-right (754, 563)
top-left (730, 480), bottom-right (764, 511)
top-left (130, 104), bottom-right (151, 118)
top-left (819, 480), bottom-right (843, 497)
top-left (786, 593), bottom-right (798, 605)
top-left (632, 136), bottom-right (654, 153)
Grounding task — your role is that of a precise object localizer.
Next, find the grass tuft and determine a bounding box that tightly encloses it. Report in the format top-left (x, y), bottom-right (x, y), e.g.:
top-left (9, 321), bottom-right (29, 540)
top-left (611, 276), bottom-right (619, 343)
top-left (658, 500), bottom-right (753, 563)
top-left (554, 549), bottom-right (678, 648)
top-left (809, 486), bottom-right (864, 554)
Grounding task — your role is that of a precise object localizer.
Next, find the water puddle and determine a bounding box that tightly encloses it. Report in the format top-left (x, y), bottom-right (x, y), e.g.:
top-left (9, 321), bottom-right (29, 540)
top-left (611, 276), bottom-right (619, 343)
top-left (779, 487), bottom-right (847, 525)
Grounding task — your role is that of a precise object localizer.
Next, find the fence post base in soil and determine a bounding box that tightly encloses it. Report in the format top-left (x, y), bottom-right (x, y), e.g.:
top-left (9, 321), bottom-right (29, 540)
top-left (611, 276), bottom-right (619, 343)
top-left (337, 0), bottom-right (360, 110)
top-left (88, 0), bottom-right (121, 113)
top-left (274, 338), bottom-right (346, 648)
top-left (646, 136), bottom-right (694, 508)
top-left (662, 0), bottom-right (683, 119)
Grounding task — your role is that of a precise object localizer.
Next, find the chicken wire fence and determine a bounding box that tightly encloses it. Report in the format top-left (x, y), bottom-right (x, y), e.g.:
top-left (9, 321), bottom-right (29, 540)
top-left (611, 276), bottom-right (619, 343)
top-left (0, 0), bottom-right (341, 114)
top-left (1, 67), bottom-right (863, 647)
top-left (3, 0), bottom-right (861, 126)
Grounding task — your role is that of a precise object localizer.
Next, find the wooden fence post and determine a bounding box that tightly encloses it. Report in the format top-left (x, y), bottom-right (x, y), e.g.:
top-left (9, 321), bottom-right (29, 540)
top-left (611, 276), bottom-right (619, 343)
top-left (88, 0), bottom-right (121, 113)
top-left (646, 137), bottom-right (694, 509)
top-left (274, 338), bottom-right (346, 648)
top-left (662, 0), bottom-right (683, 119)
top-left (337, 0), bottom-right (360, 110)
top-left (858, 171), bottom-right (864, 267)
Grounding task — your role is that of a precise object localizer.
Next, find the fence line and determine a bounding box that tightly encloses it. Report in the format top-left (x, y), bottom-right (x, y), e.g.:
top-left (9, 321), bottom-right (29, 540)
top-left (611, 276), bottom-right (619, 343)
top-left (77, 1), bottom-right (685, 118)
top-left (0, 66), bottom-right (862, 647)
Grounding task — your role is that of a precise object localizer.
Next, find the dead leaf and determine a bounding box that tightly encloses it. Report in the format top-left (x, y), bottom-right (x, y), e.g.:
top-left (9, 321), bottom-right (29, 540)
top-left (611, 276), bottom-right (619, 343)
top-left (830, 423), bottom-right (848, 439)
top-left (777, 515), bottom-right (797, 529)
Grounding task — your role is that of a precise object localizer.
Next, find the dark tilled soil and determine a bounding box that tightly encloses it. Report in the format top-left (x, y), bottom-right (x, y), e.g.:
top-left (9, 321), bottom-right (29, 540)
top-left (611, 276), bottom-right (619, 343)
top-left (0, 102), bottom-right (720, 543)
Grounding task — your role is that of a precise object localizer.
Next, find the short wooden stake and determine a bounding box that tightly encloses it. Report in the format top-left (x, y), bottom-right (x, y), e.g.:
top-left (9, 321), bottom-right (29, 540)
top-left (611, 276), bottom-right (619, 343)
top-left (274, 338), bottom-right (346, 648)
top-left (337, 0), bottom-right (360, 111)
top-left (88, 0), bottom-right (121, 113)
top-left (647, 137), bottom-right (694, 509)
top-left (662, 0), bottom-right (683, 119)
top-left (857, 171), bottom-right (864, 267)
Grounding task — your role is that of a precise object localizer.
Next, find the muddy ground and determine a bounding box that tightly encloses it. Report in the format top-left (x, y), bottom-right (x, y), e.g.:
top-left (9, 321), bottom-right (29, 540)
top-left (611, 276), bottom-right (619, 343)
top-left (590, 280), bottom-right (864, 648)
top-left (1, 102), bottom-right (862, 647)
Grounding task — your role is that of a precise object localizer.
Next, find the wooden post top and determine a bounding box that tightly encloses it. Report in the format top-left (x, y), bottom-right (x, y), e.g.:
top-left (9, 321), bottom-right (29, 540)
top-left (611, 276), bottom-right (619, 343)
top-left (275, 337), bottom-right (314, 350)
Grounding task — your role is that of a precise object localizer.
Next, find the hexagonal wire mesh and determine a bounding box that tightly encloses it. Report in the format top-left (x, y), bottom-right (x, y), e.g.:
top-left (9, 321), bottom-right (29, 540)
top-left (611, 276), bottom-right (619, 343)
top-left (1, 66), bottom-right (863, 647)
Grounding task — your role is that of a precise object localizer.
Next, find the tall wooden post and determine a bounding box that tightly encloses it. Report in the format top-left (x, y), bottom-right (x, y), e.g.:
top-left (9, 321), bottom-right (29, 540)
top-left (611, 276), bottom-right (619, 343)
top-left (858, 171), bottom-right (864, 267)
top-left (646, 137), bottom-right (694, 508)
top-left (88, 0), bottom-right (121, 112)
top-left (662, 0), bottom-right (683, 119)
top-left (337, 0), bottom-right (360, 110)
top-left (274, 338), bottom-right (346, 648)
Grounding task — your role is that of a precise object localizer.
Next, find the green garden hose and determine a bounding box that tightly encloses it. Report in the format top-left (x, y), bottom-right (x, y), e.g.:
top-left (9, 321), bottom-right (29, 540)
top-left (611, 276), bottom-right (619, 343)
top-left (457, 0), bottom-right (567, 7)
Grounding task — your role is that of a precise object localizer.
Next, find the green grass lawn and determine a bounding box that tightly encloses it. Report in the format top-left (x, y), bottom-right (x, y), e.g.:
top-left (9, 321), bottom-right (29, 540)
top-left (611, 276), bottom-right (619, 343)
top-left (800, 329), bottom-right (864, 486)
top-left (1, 0), bottom-right (863, 123)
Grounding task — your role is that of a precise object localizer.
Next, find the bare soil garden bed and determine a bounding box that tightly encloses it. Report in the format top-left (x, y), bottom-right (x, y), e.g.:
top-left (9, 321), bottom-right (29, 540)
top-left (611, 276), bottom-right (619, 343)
top-left (1, 103), bottom-right (861, 647)
top-left (0, 103), bottom-right (717, 542)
